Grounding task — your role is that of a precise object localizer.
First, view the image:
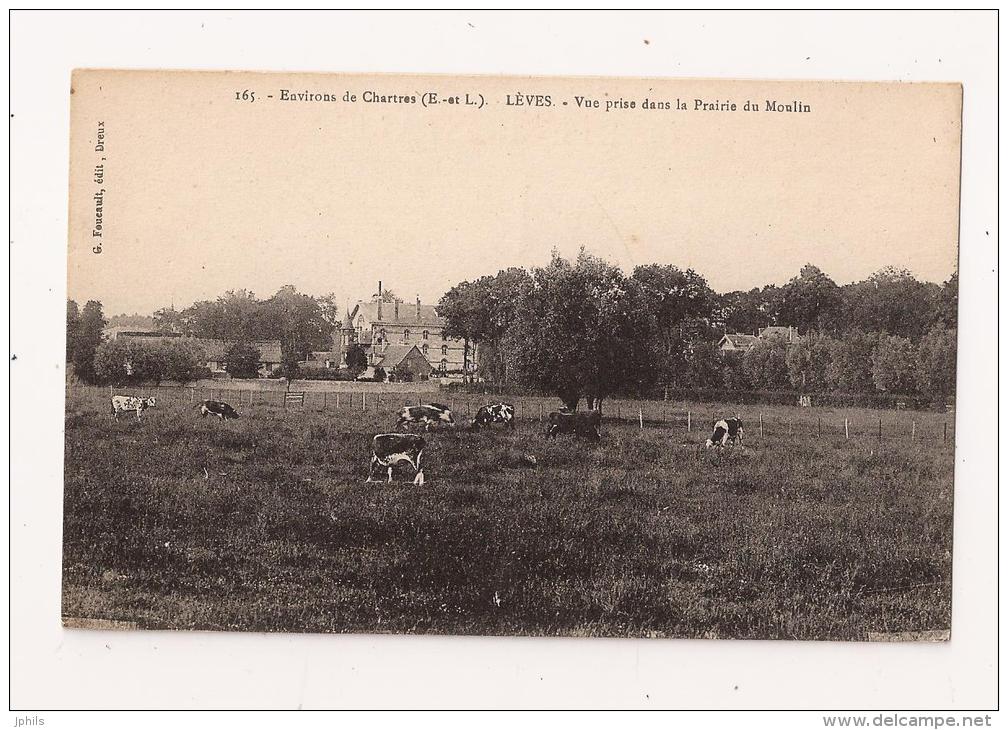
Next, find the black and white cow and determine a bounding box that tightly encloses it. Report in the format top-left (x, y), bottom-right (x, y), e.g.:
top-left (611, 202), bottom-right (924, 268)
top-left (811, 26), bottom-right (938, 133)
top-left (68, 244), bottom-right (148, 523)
top-left (110, 395), bottom-right (157, 422)
top-left (471, 402), bottom-right (516, 431)
top-left (196, 400), bottom-right (240, 420)
top-left (396, 403), bottom-right (456, 431)
top-left (367, 433), bottom-right (425, 485)
top-left (545, 409), bottom-right (602, 440)
top-left (706, 417), bottom-right (744, 448)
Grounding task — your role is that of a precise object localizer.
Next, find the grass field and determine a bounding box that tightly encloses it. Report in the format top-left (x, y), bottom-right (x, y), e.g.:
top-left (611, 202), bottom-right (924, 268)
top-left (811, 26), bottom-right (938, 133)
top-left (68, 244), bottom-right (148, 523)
top-left (62, 384), bottom-right (954, 640)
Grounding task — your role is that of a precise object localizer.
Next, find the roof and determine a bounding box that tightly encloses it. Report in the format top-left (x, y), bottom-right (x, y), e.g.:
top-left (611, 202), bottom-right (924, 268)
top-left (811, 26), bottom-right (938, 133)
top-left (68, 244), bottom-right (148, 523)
top-left (374, 344), bottom-right (429, 368)
top-left (759, 326), bottom-right (794, 339)
top-left (719, 334), bottom-right (758, 349)
top-left (352, 300), bottom-right (446, 327)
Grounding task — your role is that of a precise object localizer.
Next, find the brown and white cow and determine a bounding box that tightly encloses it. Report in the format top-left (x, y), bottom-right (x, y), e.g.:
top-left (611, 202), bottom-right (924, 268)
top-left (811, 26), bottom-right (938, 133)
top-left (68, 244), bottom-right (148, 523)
top-left (471, 402), bottom-right (516, 431)
top-left (110, 395), bottom-right (157, 422)
top-left (367, 433), bottom-right (425, 485)
top-left (706, 417), bottom-right (744, 448)
top-left (396, 403), bottom-right (456, 431)
top-left (196, 400), bottom-right (240, 420)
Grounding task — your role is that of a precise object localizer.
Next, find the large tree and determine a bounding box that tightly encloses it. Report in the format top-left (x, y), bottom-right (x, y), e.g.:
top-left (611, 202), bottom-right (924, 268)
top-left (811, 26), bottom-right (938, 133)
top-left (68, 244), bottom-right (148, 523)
top-left (777, 264), bottom-right (842, 334)
top-left (841, 267), bottom-right (938, 340)
top-left (71, 300), bottom-right (106, 383)
top-left (66, 300), bottom-right (80, 363)
top-left (631, 264), bottom-right (716, 386)
top-left (507, 250), bottom-right (657, 410)
top-left (438, 267), bottom-right (533, 380)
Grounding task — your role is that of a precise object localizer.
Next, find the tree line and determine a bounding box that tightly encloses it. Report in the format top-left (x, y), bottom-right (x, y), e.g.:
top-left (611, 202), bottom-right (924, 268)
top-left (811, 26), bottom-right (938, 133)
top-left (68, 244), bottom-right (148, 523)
top-left (67, 285), bottom-right (340, 385)
top-left (437, 250), bottom-right (957, 410)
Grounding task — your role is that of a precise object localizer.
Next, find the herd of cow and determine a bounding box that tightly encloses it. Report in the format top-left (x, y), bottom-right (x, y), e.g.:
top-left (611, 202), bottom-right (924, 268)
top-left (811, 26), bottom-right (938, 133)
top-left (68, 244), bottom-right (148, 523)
top-left (107, 393), bottom-right (745, 486)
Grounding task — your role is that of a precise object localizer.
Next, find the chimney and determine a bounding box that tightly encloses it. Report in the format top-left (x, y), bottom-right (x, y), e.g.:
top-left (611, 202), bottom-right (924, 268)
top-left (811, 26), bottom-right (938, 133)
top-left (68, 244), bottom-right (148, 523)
top-left (377, 296), bottom-right (382, 321)
top-left (394, 298), bottom-right (400, 320)
top-left (378, 280), bottom-right (382, 297)
top-left (416, 295), bottom-right (421, 321)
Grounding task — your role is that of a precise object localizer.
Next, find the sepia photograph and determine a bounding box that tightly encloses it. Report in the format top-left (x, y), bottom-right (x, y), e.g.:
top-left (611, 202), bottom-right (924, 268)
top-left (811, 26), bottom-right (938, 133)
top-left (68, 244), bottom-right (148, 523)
top-left (61, 69), bottom-right (962, 643)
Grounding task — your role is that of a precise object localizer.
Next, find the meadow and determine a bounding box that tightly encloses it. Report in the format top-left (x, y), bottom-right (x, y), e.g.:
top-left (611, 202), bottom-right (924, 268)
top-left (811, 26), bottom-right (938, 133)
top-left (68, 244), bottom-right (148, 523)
top-left (62, 384), bottom-right (954, 640)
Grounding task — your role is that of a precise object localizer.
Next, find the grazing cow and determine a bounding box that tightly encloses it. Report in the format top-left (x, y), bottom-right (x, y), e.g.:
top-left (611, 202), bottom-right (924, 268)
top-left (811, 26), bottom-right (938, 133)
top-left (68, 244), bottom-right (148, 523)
top-left (545, 409), bottom-right (602, 440)
top-left (706, 417), bottom-right (744, 448)
top-left (196, 400), bottom-right (240, 420)
top-left (110, 395), bottom-right (157, 422)
top-left (396, 403), bottom-right (456, 431)
top-left (471, 402), bottom-right (516, 431)
top-left (367, 433), bottom-right (425, 485)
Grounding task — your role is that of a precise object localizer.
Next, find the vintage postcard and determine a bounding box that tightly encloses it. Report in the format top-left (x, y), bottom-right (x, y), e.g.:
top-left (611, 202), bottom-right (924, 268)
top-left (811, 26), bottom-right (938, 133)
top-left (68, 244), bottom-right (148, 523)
top-left (64, 70), bottom-right (960, 640)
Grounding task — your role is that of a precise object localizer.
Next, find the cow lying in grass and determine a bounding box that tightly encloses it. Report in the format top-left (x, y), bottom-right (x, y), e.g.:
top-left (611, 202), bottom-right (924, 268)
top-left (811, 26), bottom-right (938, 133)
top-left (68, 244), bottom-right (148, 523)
top-left (196, 400), bottom-right (240, 421)
top-left (110, 395), bottom-right (157, 422)
top-left (397, 403), bottom-right (456, 431)
top-left (706, 417), bottom-right (744, 448)
top-left (367, 433), bottom-right (425, 485)
top-left (470, 402), bottom-right (516, 431)
top-left (545, 409), bottom-right (602, 440)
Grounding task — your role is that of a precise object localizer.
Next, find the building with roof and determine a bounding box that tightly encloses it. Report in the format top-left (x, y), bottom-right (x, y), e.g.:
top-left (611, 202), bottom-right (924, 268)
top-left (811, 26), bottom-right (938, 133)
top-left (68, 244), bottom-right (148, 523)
top-left (332, 282), bottom-right (473, 375)
top-left (717, 326), bottom-right (797, 356)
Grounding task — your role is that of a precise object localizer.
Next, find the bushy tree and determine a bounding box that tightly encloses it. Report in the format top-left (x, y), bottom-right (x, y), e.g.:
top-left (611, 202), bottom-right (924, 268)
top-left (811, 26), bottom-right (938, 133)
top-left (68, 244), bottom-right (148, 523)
top-left (785, 334), bottom-right (840, 391)
top-left (742, 334), bottom-right (791, 390)
top-left (66, 300), bottom-right (80, 364)
top-left (842, 267), bottom-right (938, 340)
top-left (439, 267), bottom-right (533, 380)
top-left (917, 325), bottom-right (957, 397)
top-left (71, 300), bottom-right (106, 383)
top-left (871, 334), bottom-right (919, 394)
top-left (507, 250), bottom-right (657, 410)
top-left (94, 338), bottom-right (205, 385)
top-left (632, 264), bottom-right (715, 384)
top-left (717, 287), bottom-right (776, 336)
top-left (224, 342), bottom-right (262, 379)
top-left (344, 343), bottom-right (368, 374)
top-left (778, 264), bottom-right (842, 334)
top-left (825, 330), bottom-right (880, 393)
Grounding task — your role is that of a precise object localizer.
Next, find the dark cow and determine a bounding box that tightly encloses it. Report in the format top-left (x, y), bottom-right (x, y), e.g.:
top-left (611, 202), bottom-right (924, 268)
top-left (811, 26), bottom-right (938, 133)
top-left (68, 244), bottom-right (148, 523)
top-left (196, 400), bottom-right (240, 420)
top-left (110, 395), bottom-right (156, 422)
top-left (396, 403), bottom-right (456, 431)
top-left (706, 417), bottom-right (744, 448)
top-left (545, 409), bottom-right (602, 440)
top-left (367, 433), bottom-right (425, 485)
top-left (471, 402), bottom-right (516, 431)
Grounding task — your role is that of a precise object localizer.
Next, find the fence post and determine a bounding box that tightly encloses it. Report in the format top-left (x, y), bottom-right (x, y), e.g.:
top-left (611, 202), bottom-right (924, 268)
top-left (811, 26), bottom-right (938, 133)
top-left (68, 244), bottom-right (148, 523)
top-left (189, 387), bottom-right (194, 404)
top-left (617, 404), bottom-right (621, 420)
top-left (363, 391), bottom-right (366, 411)
top-left (944, 422), bottom-right (948, 442)
top-left (687, 410), bottom-right (691, 433)
top-left (539, 403), bottom-right (543, 422)
top-left (323, 391), bottom-right (327, 410)
top-left (911, 420), bottom-right (916, 442)
top-left (844, 417), bottom-right (849, 440)
top-left (759, 413), bottom-right (763, 438)
top-left (817, 417), bottom-right (821, 437)
top-left (376, 393), bottom-right (380, 413)
top-left (878, 417), bottom-right (882, 442)
top-left (639, 406), bottom-right (644, 431)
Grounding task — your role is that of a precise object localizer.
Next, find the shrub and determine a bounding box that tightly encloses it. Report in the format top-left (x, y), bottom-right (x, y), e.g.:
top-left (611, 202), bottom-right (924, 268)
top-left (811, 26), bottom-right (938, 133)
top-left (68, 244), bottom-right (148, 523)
top-left (224, 342), bottom-right (262, 379)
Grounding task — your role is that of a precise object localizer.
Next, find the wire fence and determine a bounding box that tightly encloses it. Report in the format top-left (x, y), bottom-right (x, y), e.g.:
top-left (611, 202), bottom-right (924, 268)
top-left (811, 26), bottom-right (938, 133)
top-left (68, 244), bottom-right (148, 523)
top-left (69, 382), bottom-right (956, 446)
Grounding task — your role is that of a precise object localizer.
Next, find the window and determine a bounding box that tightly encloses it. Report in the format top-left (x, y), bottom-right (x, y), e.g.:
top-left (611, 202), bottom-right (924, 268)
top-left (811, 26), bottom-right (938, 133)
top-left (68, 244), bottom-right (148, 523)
top-left (440, 358), bottom-right (448, 371)
top-left (423, 330), bottom-right (429, 340)
top-left (441, 344), bottom-right (448, 356)
top-left (422, 344), bottom-right (428, 356)
top-left (403, 329), bottom-right (410, 342)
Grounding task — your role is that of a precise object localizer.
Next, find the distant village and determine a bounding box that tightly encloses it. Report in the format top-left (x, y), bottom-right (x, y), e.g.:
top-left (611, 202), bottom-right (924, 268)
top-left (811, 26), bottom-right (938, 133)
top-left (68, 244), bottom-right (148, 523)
top-left (104, 282), bottom-right (474, 382)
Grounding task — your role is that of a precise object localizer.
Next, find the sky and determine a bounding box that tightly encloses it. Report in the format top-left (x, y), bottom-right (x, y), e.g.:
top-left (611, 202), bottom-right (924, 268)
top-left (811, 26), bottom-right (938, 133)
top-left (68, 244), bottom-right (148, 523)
top-left (67, 71), bottom-right (961, 315)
